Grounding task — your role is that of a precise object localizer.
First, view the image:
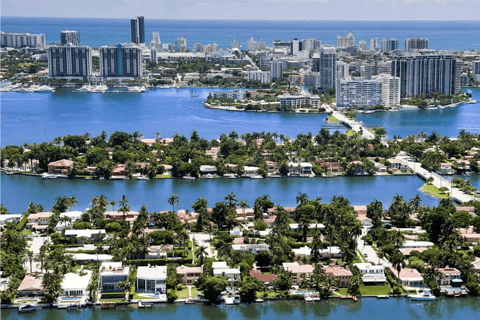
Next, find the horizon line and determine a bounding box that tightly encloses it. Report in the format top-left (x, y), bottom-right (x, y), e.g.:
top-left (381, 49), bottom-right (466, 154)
top-left (2, 16), bottom-right (479, 22)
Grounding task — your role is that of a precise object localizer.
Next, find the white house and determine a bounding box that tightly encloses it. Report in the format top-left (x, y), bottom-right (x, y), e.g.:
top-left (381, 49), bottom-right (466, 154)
top-left (243, 166), bottom-right (259, 175)
top-left (61, 271), bottom-right (92, 296)
top-left (231, 244), bottom-right (269, 254)
top-left (55, 211), bottom-right (83, 231)
top-left (71, 253), bottom-right (112, 264)
top-left (437, 267), bottom-right (462, 286)
top-left (439, 162), bottom-right (453, 174)
top-left (100, 262), bottom-right (129, 293)
top-left (288, 162), bottom-right (314, 176)
top-left (65, 229), bottom-right (106, 242)
top-left (289, 223), bottom-right (325, 232)
top-left (354, 263), bottom-right (386, 284)
top-left (400, 241), bottom-right (434, 249)
top-left (136, 266), bottom-right (167, 294)
top-left (0, 214), bottom-right (22, 227)
top-left (212, 261), bottom-right (241, 281)
top-left (292, 246), bottom-right (341, 259)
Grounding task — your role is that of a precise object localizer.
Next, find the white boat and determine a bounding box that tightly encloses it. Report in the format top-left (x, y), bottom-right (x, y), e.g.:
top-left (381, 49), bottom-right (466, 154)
top-left (41, 173), bottom-right (59, 179)
top-left (18, 304), bottom-right (40, 313)
top-left (92, 85), bottom-right (108, 93)
top-left (409, 289), bottom-right (436, 301)
top-left (255, 298), bottom-right (264, 303)
top-left (223, 173), bottom-right (237, 179)
top-left (249, 174), bottom-right (263, 179)
top-left (128, 86), bottom-right (146, 92)
top-left (183, 175), bottom-right (196, 180)
top-left (75, 85), bottom-right (94, 92)
top-left (224, 296), bottom-right (235, 305)
top-left (35, 85), bottom-right (55, 93)
top-left (136, 176), bottom-right (149, 180)
top-left (137, 301), bottom-right (153, 308)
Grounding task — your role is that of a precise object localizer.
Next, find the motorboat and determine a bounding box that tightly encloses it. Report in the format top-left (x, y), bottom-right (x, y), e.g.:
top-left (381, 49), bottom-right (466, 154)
top-left (18, 304), bottom-right (40, 313)
top-left (183, 175), bottom-right (196, 180)
top-left (92, 85), bottom-right (108, 93)
top-left (223, 173), bottom-right (237, 179)
top-left (255, 298), bottom-right (264, 303)
top-left (137, 301), bottom-right (153, 308)
top-left (224, 296), bottom-right (235, 305)
top-left (75, 85), bottom-right (94, 92)
top-left (128, 86), bottom-right (146, 92)
top-left (41, 173), bottom-right (59, 179)
top-left (136, 176), bottom-right (149, 180)
top-left (234, 295), bottom-right (241, 305)
top-left (184, 298), bottom-right (196, 304)
top-left (409, 288), bottom-right (436, 301)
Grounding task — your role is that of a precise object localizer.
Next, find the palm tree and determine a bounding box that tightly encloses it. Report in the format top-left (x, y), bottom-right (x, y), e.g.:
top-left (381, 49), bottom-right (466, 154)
top-left (309, 229), bottom-right (324, 263)
top-left (119, 195), bottom-right (130, 224)
top-left (238, 201), bottom-right (249, 224)
top-left (224, 192), bottom-right (238, 208)
top-left (58, 215), bottom-right (72, 229)
top-left (391, 251), bottom-right (406, 285)
top-left (168, 193), bottom-right (179, 212)
top-left (367, 199), bottom-right (383, 229)
top-left (296, 192), bottom-right (308, 206)
top-left (26, 251), bottom-right (35, 273)
top-left (196, 245), bottom-right (208, 266)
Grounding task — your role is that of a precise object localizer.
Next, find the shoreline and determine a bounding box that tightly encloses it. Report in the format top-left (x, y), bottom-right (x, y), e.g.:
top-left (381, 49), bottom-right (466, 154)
top-left (203, 102), bottom-right (327, 114)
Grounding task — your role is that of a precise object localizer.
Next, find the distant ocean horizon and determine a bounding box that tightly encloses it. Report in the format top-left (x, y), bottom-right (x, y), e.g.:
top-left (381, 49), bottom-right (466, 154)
top-left (2, 17), bottom-right (480, 50)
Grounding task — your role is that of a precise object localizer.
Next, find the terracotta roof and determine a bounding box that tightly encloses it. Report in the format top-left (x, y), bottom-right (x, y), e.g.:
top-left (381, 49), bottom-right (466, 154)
top-left (176, 265), bottom-right (203, 275)
top-left (18, 275), bottom-right (44, 292)
top-left (399, 247), bottom-right (427, 256)
top-left (323, 265), bottom-right (353, 277)
top-left (388, 266), bottom-right (422, 280)
top-left (249, 270), bottom-right (278, 282)
top-left (48, 159), bottom-right (74, 167)
top-left (286, 264), bottom-right (315, 274)
top-left (438, 267), bottom-right (461, 275)
top-left (233, 237), bottom-right (244, 244)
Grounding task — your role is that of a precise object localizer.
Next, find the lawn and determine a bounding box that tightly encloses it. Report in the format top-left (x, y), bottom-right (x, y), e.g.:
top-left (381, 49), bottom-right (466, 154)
top-left (99, 298), bottom-right (125, 303)
top-left (167, 287), bottom-right (193, 299)
top-left (337, 285), bottom-right (392, 296)
top-left (326, 115), bottom-right (339, 123)
top-left (132, 293), bottom-right (154, 300)
top-left (421, 183), bottom-right (449, 199)
top-left (155, 174), bottom-right (172, 178)
top-left (346, 129), bottom-right (356, 137)
top-left (256, 291), bottom-right (279, 298)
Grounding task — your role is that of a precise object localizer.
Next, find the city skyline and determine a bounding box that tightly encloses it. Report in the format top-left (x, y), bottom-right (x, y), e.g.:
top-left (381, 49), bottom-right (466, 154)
top-left (2, 0), bottom-right (480, 20)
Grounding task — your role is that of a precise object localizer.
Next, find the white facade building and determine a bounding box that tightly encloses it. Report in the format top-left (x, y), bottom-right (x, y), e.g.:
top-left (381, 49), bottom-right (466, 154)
top-left (336, 76), bottom-right (383, 109)
top-left (270, 59), bottom-right (283, 80)
top-left (354, 263), bottom-right (387, 284)
top-left (1, 32), bottom-right (46, 48)
top-left (359, 40), bottom-right (367, 51)
top-left (136, 266), bottom-right (167, 293)
top-left (248, 71), bottom-right (271, 84)
top-left (370, 38), bottom-right (379, 51)
top-left (337, 32), bottom-right (355, 48)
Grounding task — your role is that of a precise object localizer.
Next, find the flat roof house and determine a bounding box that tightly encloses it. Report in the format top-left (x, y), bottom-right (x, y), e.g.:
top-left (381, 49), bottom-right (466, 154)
top-left (61, 271), bottom-right (92, 296)
top-left (100, 262), bottom-right (129, 293)
top-left (437, 267), bottom-right (462, 286)
top-left (136, 266), bottom-right (167, 294)
top-left (212, 261), bottom-right (241, 281)
top-left (354, 263), bottom-right (386, 285)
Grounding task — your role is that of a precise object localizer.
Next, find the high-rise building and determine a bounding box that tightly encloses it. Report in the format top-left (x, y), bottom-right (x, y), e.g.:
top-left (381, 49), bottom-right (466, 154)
top-left (248, 71), bottom-right (271, 84)
top-left (149, 32), bottom-right (161, 51)
top-left (392, 55), bottom-right (461, 97)
top-left (203, 43), bottom-right (218, 53)
top-left (60, 30), bottom-right (80, 46)
top-left (381, 38), bottom-right (399, 52)
top-left (374, 74), bottom-right (401, 109)
top-left (370, 38), bottom-right (379, 51)
top-left (130, 16), bottom-right (145, 44)
top-left (194, 42), bottom-right (204, 53)
top-left (150, 48), bottom-right (157, 63)
top-left (336, 61), bottom-right (350, 79)
top-left (175, 37), bottom-right (187, 52)
top-left (1, 32), bottom-right (46, 48)
top-left (311, 50), bottom-right (337, 92)
top-left (99, 44), bottom-right (143, 78)
top-left (272, 40), bottom-right (292, 51)
top-left (336, 76), bottom-right (382, 109)
top-left (231, 37), bottom-right (241, 50)
top-left (405, 38), bottom-right (429, 52)
top-left (359, 40), bottom-right (367, 51)
top-left (247, 38), bottom-right (257, 52)
top-left (337, 31), bottom-right (355, 49)
top-left (270, 60), bottom-right (283, 80)
top-left (47, 44), bottom-right (92, 78)
top-left (473, 61), bottom-right (480, 82)
top-left (302, 37), bottom-right (320, 54)
top-left (257, 40), bottom-right (267, 51)
top-left (291, 38), bottom-right (300, 56)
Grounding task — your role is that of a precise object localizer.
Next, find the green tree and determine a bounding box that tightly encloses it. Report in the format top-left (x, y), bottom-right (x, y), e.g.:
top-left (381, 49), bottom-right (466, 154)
top-left (200, 277), bottom-right (228, 303)
top-left (168, 193), bottom-right (179, 212)
top-left (239, 276), bottom-right (263, 303)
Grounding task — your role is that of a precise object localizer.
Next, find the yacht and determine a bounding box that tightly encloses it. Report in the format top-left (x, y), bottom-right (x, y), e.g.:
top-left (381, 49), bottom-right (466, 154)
top-left (75, 85), bottom-right (93, 92)
top-left (128, 86), bottom-right (146, 92)
top-left (92, 85), bottom-right (108, 93)
top-left (41, 173), bottom-right (59, 179)
top-left (224, 296), bottom-right (235, 305)
top-left (18, 304), bottom-right (40, 313)
top-left (409, 288), bottom-right (436, 301)
top-left (36, 85), bottom-right (55, 93)
top-left (183, 175), bottom-right (196, 180)
top-left (136, 176), bottom-right (149, 180)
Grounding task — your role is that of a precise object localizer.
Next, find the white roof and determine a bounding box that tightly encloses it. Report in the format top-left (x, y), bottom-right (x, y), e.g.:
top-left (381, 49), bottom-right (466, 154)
top-left (212, 262), bottom-right (228, 269)
top-left (400, 241), bottom-right (434, 248)
top-left (354, 263), bottom-right (385, 271)
top-left (288, 162), bottom-right (313, 168)
top-left (62, 271), bottom-right (92, 291)
top-left (243, 166), bottom-right (259, 172)
top-left (71, 253), bottom-right (112, 262)
top-left (289, 223), bottom-right (325, 230)
top-left (213, 268), bottom-right (240, 276)
top-left (100, 262), bottom-right (129, 276)
top-left (137, 266), bottom-right (167, 280)
top-left (0, 214), bottom-right (22, 222)
top-left (59, 211), bottom-right (83, 219)
top-left (65, 229), bottom-right (106, 238)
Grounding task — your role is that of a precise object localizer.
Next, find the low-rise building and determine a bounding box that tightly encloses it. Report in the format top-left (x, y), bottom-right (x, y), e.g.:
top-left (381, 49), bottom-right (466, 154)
top-left (400, 241), bottom-right (434, 249)
top-left (64, 229), bottom-right (106, 242)
top-left (212, 261), bottom-right (241, 281)
top-left (17, 275), bottom-right (44, 297)
top-left (437, 267), bottom-right (462, 286)
top-left (27, 212), bottom-right (53, 231)
top-left (136, 266), bottom-right (167, 294)
top-left (287, 162), bottom-right (314, 176)
top-left (283, 262), bottom-right (315, 285)
top-left (0, 214), bottom-right (22, 227)
top-left (292, 246), bottom-right (341, 259)
top-left (322, 265), bottom-right (353, 288)
top-left (389, 266), bottom-right (424, 288)
top-left (100, 262), bottom-right (129, 293)
top-left (61, 271), bottom-right (92, 296)
top-left (249, 269), bottom-right (277, 283)
top-left (176, 265), bottom-right (203, 285)
top-left (279, 94), bottom-right (321, 109)
top-left (354, 263), bottom-right (386, 285)
top-left (47, 159), bottom-right (74, 175)
top-left (231, 243), bottom-right (269, 254)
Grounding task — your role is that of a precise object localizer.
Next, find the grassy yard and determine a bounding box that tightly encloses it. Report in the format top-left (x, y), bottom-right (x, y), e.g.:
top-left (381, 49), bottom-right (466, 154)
top-left (346, 129), bottom-right (356, 137)
top-left (421, 183), bottom-right (449, 199)
top-left (337, 285), bottom-right (392, 296)
top-left (155, 174), bottom-right (172, 178)
top-left (99, 298), bottom-right (125, 303)
top-left (132, 293), bottom-right (155, 300)
top-left (256, 291), bottom-right (279, 298)
top-left (326, 115), bottom-right (340, 123)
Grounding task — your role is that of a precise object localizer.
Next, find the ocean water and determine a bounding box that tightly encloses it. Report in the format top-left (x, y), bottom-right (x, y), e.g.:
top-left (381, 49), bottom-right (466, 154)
top-left (1, 17), bottom-right (479, 50)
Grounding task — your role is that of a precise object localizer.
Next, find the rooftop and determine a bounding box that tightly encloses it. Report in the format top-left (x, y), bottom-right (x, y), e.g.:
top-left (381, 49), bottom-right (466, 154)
top-left (137, 266), bottom-right (167, 280)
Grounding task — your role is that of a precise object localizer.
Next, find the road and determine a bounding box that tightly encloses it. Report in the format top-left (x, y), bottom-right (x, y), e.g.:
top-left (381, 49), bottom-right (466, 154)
top-left (24, 235), bottom-right (50, 273)
top-left (357, 228), bottom-right (391, 267)
top-left (324, 105), bottom-right (375, 140)
top-left (395, 153), bottom-right (475, 203)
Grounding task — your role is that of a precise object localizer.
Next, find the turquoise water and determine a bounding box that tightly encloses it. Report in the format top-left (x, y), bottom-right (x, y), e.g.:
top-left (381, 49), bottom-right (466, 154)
top-left (0, 88), bottom-right (340, 146)
top-left (1, 173), bottom-right (437, 214)
top-left (2, 297), bottom-right (480, 320)
top-left (2, 88), bottom-right (480, 146)
top-left (356, 89), bottom-right (480, 139)
top-left (2, 18), bottom-right (480, 50)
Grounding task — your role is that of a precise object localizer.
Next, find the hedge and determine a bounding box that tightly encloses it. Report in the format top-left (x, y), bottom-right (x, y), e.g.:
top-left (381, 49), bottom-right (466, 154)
top-left (16, 212), bottom-right (31, 231)
top-left (128, 258), bottom-right (192, 267)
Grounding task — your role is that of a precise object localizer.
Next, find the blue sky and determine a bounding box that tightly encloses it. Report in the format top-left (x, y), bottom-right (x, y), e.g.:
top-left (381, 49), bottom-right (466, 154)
top-left (2, 0), bottom-right (479, 20)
